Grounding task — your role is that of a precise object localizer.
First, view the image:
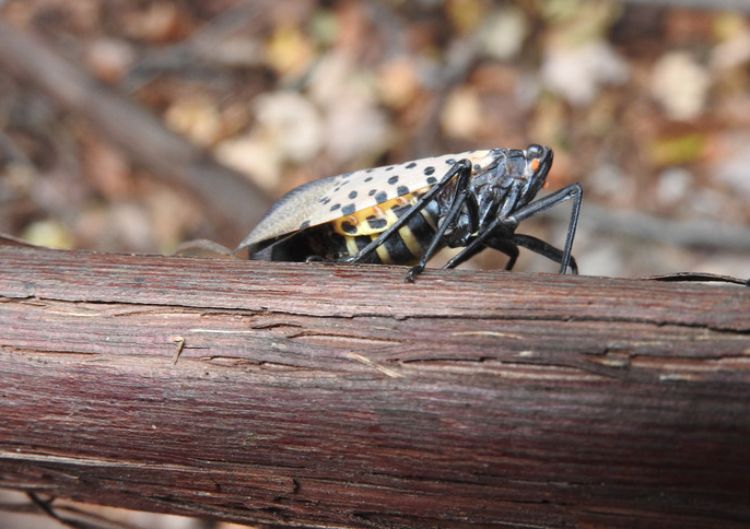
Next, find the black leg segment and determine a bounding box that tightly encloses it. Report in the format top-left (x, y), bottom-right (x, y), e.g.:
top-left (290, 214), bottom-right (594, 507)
top-left (512, 234), bottom-right (578, 274)
top-left (405, 166), bottom-right (474, 282)
top-left (443, 236), bottom-right (520, 271)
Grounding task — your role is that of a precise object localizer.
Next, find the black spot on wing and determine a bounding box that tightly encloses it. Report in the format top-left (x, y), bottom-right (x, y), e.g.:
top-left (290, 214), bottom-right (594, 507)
top-left (341, 220), bottom-right (357, 234)
top-left (424, 166), bottom-right (435, 176)
top-left (367, 217), bottom-right (387, 230)
top-left (330, 203), bottom-right (341, 212)
top-left (406, 162), bottom-right (417, 169)
top-left (299, 220), bottom-right (311, 229)
top-left (387, 175), bottom-right (399, 185)
top-left (342, 203), bottom-right (356, 215)
top-left (396, 185), bottom-right (409, 196)
top-left (348, 190), bottom-right (358, 199)
top-left (368, 189), bottom-right (377, 196)
top-left (365, 176), bottom-right (373, 182)
top-left (426, 176), bottom-right (437, 185)
top-left (374, 191), bottom-right (388, 203)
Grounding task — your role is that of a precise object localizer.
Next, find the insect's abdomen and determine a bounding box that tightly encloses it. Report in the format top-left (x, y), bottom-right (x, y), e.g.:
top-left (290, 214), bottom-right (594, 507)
top-left (313, 192), bottom-right (440, 264)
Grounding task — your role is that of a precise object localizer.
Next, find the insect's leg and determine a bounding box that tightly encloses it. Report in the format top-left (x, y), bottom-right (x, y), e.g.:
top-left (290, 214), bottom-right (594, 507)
top-left (507, 183), bottom-right (582, 274)
top-left (511, 233), bottom-right (578, 274)
top-left (439, 212), bottom-right (515, 273)
top-left (443, 231), bottom-right (577, 274)
top-left (343, 160), bottom-right (473, 264)
top-left (442, 237), bottom-right (519, 271)
top-left (447, 183), bottom-right (580, 274)
top-left (405, 177), bottom-right (472, 282)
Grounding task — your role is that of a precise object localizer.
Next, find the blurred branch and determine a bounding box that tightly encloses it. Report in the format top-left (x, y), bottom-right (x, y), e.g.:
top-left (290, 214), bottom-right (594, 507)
top-left (622, 0), bottom-right (750, 12)
top-left (0, 19), bottom-right (271, 242)
top-left (123, 0), bottom-right (294, 91)
top-left (412, 36), bottom-right (481, 155)
top-left (366, 0), bottom-right (481, 156)
top-left (548, 203), bottom-right (750, 251)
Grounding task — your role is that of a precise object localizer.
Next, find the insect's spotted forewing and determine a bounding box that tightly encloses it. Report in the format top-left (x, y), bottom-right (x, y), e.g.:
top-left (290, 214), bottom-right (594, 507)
top-left (238, 150), bottom-right (495, 252)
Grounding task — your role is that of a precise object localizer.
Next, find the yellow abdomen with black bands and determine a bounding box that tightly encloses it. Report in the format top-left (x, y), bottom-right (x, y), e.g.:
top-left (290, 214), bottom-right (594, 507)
top-left (328, 189), bottom-right (439, 264)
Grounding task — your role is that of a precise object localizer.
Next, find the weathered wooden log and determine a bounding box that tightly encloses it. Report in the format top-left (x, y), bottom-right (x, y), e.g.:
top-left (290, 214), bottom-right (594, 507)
top-left (1, 246), bottom-right (749, 528)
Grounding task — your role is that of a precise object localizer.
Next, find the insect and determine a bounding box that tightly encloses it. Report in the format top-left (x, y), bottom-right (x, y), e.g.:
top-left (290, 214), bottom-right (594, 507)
top-left (237, 144), bottom-right (582, 281)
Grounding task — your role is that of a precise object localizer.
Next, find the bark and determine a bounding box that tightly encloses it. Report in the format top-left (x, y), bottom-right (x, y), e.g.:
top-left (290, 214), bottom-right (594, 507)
top-left (1, 246), bottom-right (749, 529)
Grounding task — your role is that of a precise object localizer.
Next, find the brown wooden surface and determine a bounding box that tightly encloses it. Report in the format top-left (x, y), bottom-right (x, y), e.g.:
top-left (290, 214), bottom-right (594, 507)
top-left (1, 246), bottom-right (749, 529)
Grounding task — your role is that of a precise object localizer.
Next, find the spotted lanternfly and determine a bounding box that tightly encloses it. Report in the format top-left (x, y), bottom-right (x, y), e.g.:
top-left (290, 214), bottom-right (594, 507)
top-left (237, 144), bottom-right (582, 281)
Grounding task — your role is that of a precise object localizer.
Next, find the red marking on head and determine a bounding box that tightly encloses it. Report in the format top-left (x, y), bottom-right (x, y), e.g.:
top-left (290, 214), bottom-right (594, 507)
top-left (530, 158), bottom-right (541, 172)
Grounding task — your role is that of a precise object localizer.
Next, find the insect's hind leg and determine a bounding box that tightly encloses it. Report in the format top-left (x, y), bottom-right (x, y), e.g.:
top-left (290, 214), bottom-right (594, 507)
top-left (443, 237), bottom-right (520, 271)
top-left (512, 233), bottom-right (578, 274)
top-left (443, 233), bottom-right (576, 273)
top-left (343, 159), bottom-right (473, 265)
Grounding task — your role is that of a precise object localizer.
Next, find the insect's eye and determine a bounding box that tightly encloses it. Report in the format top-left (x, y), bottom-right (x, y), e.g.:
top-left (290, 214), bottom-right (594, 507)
top-left (527, 144), bottom-right (545, 158)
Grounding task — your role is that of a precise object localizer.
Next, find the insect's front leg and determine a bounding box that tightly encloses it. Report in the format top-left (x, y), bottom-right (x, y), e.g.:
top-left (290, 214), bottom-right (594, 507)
top-left (442, 184), bottom-right (582, 274)
top-left (341, 160), bottom-right (473, 265)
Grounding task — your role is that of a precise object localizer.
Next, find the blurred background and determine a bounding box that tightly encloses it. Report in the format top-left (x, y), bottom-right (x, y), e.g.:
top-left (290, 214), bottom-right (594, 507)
top-left (0, 0), bottom-right (749, 522)
top-left (1, 0), bottom-right (749, 279)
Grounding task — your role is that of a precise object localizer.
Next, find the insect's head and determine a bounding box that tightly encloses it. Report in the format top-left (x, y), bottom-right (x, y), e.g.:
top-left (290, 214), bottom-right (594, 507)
top-left (519, 144), bottom-right (553, 202)
top-left (471, 144), bottom-right (553, 229)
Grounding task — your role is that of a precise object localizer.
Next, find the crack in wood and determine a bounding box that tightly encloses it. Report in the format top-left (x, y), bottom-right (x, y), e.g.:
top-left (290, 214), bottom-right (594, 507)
top-left (0, 346), bottom-right (98, 357)
top-left (288, 332), bottom-right (402, 346)
top-left (4, 287), bottom-right (749, 334)
top-left (203, 356), bottom-right (303, 370)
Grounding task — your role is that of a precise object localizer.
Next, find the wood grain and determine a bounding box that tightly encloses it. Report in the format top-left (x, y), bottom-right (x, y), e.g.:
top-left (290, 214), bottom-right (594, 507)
top-left (1, 246), bottom-right (749, 528)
